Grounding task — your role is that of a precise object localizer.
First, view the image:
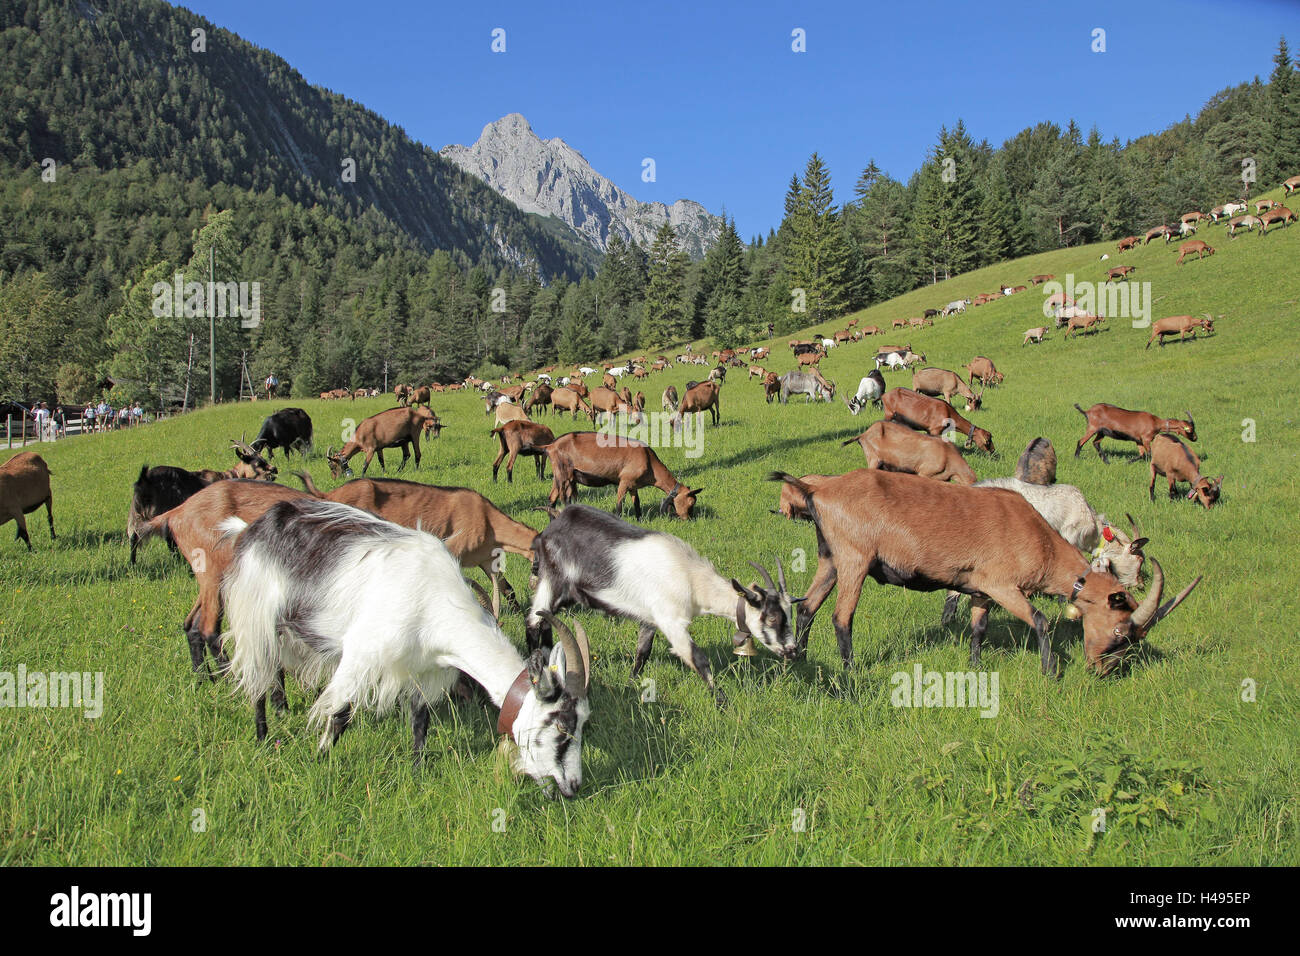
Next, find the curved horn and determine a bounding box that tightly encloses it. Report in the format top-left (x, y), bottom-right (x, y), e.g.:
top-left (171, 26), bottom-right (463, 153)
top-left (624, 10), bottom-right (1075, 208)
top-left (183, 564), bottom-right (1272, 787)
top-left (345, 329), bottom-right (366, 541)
top-left (1130, 559), bottom-right (1164, 633)
top-left (749, 562), bottom-right (776, 591)
top-left (775, 555), bottom-right (787, 595)
top-left (1126, 512), bottom-right (1143, 540)
top-left (540, 611), bottom-right (590, 697)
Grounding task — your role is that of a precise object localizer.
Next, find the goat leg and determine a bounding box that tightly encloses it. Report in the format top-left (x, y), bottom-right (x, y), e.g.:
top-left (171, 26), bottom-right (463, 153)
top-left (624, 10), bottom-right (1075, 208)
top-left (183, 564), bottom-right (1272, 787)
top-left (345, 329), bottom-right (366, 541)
top-left (969, 599), bottom-right (990, 667)
top-left (1033, 608), bottom-right (1059, 677)
top-left (411, 698), bottom-right (431, 770)
top-left (270, 668), bottom-right (288, 712)
top-left (631, 623), bottom-right (655, 677)
top-left (325, 704), bottom-right (353, 750)
top-left (688, 643), bottom-right (726, 708)
top-left (254, 694), bottom-right (268, 741)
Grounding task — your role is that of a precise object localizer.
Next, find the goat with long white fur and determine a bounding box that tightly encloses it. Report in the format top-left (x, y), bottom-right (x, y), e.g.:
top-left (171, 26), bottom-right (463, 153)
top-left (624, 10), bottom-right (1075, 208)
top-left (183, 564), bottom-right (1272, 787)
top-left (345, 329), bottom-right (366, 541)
top-left (525, 504), bottom-right (799, 705)
top-left (220, 498), bottom-right (591, 797)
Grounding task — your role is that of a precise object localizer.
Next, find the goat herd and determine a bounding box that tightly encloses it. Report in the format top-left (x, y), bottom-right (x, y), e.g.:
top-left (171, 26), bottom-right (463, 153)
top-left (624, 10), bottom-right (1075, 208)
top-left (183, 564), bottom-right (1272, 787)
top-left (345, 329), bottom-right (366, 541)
top-left (8, 201), bottom-right (1257, 796)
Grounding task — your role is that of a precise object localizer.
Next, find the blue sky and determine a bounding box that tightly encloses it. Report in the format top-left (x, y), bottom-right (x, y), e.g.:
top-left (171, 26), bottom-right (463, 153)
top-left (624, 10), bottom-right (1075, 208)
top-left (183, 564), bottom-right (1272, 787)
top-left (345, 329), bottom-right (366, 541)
top-left (185, 0), bottom-right (1299, 241)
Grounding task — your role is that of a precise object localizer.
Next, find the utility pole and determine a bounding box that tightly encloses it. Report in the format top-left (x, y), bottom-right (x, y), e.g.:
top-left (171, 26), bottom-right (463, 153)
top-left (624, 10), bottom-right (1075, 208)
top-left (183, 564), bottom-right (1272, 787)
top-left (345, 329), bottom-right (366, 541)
top-left (209, 245), bottom-right (216, 405)
top-left (383, 359), bottom-right (389, 393)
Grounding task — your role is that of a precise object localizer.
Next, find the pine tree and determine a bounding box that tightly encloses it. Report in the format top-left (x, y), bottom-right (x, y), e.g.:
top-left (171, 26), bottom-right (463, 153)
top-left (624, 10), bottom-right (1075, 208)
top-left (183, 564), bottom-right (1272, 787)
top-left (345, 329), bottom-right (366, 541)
top-left (910, 124), bottom-right (981, 282)
top-left (784, 153), bottom-right (851, 322)
top-left (640, 223), bottom-right (691, 348)
top-left (1265, 37), bottom-right (1300, 186)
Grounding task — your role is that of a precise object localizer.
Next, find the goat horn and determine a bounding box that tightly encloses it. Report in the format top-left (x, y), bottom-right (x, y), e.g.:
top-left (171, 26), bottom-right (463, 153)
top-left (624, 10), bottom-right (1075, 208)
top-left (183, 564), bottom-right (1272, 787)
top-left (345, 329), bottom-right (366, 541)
top-left (1130, 559), bottom-right (1165, 633)
top-left (1126, 512), bottom-right (1143, 540)
top-left (539, 610), bottom-right (590, 697)
top-left (775, 555), bottom-right (787, 595)
top-left (749, 562), bottom-right (776, 591)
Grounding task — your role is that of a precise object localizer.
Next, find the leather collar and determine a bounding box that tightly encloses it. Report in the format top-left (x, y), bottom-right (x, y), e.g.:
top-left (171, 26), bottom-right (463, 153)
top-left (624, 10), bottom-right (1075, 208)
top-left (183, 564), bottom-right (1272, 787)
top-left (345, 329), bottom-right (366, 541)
top-left (496, 667), bottom-right (532, 736)
top-left (1071, 575), bottom-right (1087, 599)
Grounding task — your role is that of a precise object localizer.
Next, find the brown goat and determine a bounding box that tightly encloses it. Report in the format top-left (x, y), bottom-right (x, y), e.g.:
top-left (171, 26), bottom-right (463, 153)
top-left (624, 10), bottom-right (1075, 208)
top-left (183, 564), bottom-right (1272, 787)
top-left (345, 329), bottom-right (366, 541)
top-left (524, 383), bottom-right (553, 415)
top-left (1260, 206), bottom-right (1296, 232)
top-left (0, 452), bottom-right (54, 549)
top-left (769, 470), bottom-right (1197, 674)
top-left (964, 356), bottom-right (1003, 387)
top-left (1065, 313), bottom-right (1106, 338)
top-left (1073, 403), bottom-right (1195, 462)
top-left (491, 419), bottom-right (555, 482)
top-left (881, 388), bottom-right (994, 454)
top-left (1176, 240), bottom-right (1214, 264)
top-left (841, 420), bottom-right (977, 484)
top-left (551, 386), bottom-right (595, 420)
top-left (542, 430), bottom-right (700, 519)
top-left (763, 372), bottom-right (780, 404)
top-left (1147, 314), bottom-right (1214, 349)
top-left (911, 368), bottom-right (982, 411)
top-left (326, 405), bottom-right (442, 477)
top-left (1148, 435), bottom-right (1221, 509)
top-left (671, 380), bottom-right (721, 428)
top-left (661, 385), bottom-right (679, 412)
top-left (1117, 236), bottom-right (1141, 251)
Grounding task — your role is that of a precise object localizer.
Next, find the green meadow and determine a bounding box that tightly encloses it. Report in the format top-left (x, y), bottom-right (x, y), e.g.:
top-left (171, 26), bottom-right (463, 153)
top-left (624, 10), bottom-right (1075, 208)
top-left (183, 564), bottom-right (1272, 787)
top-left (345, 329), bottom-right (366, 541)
top-left (2, 194), bottom-right (1298, 866)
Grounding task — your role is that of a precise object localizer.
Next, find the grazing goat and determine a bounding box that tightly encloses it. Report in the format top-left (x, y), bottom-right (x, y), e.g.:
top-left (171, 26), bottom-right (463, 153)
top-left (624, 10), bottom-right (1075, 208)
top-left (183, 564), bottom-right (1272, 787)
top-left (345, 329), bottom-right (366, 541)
top-left (1285, 175), bottom-right (1300, 195)
top-left (1, 452), bottom-right (54, 550)
top-left (1073, 403), bottom-right (1195, 462)
top-left (525, 504), bottom-right (797, 704)
top-left (542, 430), bottom-right (700, 519)
top-left (1260, 206), bottom-right (1296, 232)
top-left (1117, 236), bottom-right (1141, 251)
top-left (875, 348), bottom-right (925, 371)
top-left (1176, 240), bottom-right (1215, 264)
top-left (1147, 314), bottom-right (1214, 349)
top-left (780, 369), bottom-right (835, 404)
top-left (221, 498), bottom-right (590, 796)
top-left (296, 474), bottom-right (538, 611)
top-left (843, 370), bottom-right (886, 414)
top-left (964, 356), bottom-right (1003, 387)
top-left (1149, 435), bottom-right (1221, 509)
top-left (670, 381), bottom-right (721, 429)
top-left (882, 388), bottom-right (994, 454)
top-left (524, 383), bottom-right (553, 415)
top-left (1065, 312), bottom-right (1106, 338)
top-left (842, 420), bottom-right (976, 484)
top-left (1023, 327), bottom-right (1048, 346)
top-left (1144, 225), bottom-right (1174, 244)
top-left (491, 419), bottom-right (555, 483)
top-left (551, 386), bottom-right (595, 420)
top-left (1028, 274), bottom-right (1055, 285)
top-left (941, 299), bottom-right (970, 315)
top-left (911, 368), bottom-right (981, 411)
top-left (326, 406), bottom-right (442, 477)
top-left (661, 385), bottom-right (679, 412)
top-left (763, 372), bottom-right (781, 404)
top-left (251, 408), bottom-right (313, 459)
top-left (770, 471), bottom-right (1196, 675)
top-left (127, 441), bottom-right (277, 562)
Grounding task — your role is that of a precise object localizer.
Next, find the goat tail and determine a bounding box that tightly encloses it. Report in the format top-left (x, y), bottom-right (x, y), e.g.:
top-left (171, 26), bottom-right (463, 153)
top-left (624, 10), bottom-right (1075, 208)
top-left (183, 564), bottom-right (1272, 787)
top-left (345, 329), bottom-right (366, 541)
top-left (1073, 403), bottom-right (1088, 417)
top-left (293, 470), bottom-right (326, 497)
top-left (221, 542), bottom-right (290, 705)
top-left (839, 435), bottom-right (860, 447)
top-left (216, 515), bottom-right (249, 543)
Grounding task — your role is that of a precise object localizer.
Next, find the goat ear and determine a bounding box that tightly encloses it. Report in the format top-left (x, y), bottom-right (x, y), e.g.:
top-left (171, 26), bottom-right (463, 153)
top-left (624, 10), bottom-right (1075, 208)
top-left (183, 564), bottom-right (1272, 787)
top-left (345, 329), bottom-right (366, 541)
top-left (1129, 537), bottom-right (1149, 553)
top-left (1108, 591), bottom-right (1133, 610)
top-left (526, 647), bottom-right (563, 701)
top-left (688, 487), bottom-right (704, 497)
top-left (731, 579), bottom-right (761, 607)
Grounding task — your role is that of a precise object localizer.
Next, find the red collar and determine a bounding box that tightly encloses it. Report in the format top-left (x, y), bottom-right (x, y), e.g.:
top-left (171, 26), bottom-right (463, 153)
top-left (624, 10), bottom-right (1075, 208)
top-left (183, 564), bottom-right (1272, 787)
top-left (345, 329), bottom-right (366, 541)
top-left (496, 668), bottom-right (533, 736)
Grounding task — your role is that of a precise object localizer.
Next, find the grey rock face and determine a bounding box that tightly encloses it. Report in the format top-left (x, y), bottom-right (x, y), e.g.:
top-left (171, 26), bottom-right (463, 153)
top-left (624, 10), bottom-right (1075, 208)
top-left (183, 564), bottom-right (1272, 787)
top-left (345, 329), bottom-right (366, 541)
top-left (441, 113), bottom-right (723, 259)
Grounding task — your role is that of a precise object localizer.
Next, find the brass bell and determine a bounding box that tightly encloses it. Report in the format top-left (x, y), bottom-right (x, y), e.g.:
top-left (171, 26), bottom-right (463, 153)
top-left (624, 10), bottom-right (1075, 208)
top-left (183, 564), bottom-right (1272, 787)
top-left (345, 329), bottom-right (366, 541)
top-left (733, 633), bottom-right (758, 657)
top-left (1065, 603), bottom-right (1082, 621)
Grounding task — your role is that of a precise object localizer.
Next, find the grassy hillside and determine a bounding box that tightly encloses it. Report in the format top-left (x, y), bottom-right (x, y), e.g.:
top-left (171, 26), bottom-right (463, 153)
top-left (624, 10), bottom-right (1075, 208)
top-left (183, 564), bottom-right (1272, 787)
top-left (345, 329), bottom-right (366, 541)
top-left (2, 192), bottom-right (1298, 865)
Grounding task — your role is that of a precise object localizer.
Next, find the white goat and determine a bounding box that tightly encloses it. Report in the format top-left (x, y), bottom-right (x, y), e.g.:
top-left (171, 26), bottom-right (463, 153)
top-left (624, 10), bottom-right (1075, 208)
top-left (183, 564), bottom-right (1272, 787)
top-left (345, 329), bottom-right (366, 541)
top-left (220, 498), bottom-right (591, 797)
top-left (843, 371), bottom-right (886, 415)
top-left (975, 477), bottom-right (1146, 586)
top-left (525, 504), bottom-right (799, 704)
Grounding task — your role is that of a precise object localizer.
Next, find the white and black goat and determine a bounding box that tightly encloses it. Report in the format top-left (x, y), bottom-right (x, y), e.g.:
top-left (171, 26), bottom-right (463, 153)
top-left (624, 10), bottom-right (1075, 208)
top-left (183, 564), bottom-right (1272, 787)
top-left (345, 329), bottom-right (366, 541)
top-left (220, 498), bottom-right (591, 797)
top-left (525, 504), bottom-right (798, 705)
